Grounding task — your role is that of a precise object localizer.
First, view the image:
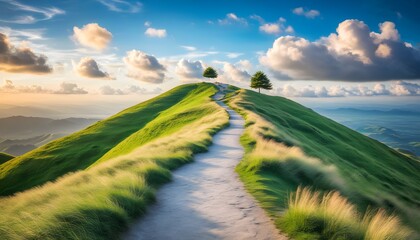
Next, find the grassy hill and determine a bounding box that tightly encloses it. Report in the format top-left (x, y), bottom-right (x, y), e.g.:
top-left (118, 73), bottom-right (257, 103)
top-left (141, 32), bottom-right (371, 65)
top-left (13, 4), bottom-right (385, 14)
top-left (0, 152), bottom-right (14, 165)
top-left (225, 88), bottom-right (420, 238)
top-left (0, 83), bottom-right (228, 239)
top-left (0, 83), bottom-right (224, 196)
top-left (1, 83), bottom-right (418, 239)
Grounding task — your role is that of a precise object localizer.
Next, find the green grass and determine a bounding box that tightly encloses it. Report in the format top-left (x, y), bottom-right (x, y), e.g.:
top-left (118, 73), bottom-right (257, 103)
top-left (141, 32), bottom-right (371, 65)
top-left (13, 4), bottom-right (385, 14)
top-left (225, 88), bottom-right (420, 238)
top-left (0, 83), bottom-right (212, 196)
top-left (0, 83), bottom-right (229, 239)
top-left (281, 187), bottom-right (411, 240)
top-left (0, 152), bottom-right (14, 165)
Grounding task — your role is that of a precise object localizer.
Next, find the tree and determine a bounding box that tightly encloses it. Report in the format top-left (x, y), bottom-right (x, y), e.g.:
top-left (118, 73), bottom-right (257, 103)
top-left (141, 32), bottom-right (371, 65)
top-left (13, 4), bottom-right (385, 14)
top-left (250, 71), bottom-right (272, 93)
top-left (203, 67), bottom-right (218, 80)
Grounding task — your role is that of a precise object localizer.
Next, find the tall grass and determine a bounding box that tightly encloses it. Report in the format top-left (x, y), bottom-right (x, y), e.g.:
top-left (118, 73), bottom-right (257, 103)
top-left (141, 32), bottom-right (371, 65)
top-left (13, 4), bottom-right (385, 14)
top-left (225, 88), bottom-right (418, 238)
top-left (0, 83), bottom-right (229, 239)
top-left (0, 83), bottom-right (204, 196)
top-left (281, 187), bottom-right (412, 240)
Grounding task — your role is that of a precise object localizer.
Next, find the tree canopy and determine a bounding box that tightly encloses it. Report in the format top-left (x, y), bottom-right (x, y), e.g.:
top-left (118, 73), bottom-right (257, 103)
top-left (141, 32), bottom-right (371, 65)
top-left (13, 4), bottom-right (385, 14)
top-left (203, 67), bottom-right (218, 79)
top-left (250, 71), bottom-right (272, 93)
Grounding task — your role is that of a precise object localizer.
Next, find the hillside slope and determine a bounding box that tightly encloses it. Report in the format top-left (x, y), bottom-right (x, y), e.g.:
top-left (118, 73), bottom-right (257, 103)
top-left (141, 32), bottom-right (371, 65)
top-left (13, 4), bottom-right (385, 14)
top-left (0, 83), bottom-right (229, 239)
top-left (0, 83), bottom-right (217, 196)
top-left (0, 152), bottom-right (14, 165)
top-left (226, 88), bottom-right (420, 235)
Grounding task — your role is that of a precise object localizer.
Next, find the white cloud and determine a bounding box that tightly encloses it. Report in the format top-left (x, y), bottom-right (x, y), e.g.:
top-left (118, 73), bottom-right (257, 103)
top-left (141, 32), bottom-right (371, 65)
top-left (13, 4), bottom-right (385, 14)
top-left (237, 60), bottom-right (252, 72)
top-left (251, 15), bottom-right (294, 35)
top-left (260, 20), bottom-right (420, 81)
top-left (0, 27), bottom-right (46, 40)
top-left (0, 80), bottom-right (87, 94)
top-left (123, 50), bottom-right (166, 83)
top-left (74, 57), bottom-right (113, 79)
top-left (226, 52), bottom-right (243, 59)
top-left (97, 0), bottom-right (141, 13)
top-left (73, 23), bottom-right (112, 51)
top-left (99, 85), bottom-right (162, 95)
top-left (292, 7), bottom-right (320, 18)
top-left (389, 81), bottom-right (420, 96)
top-left (175, 58), bottom-right (205, 81)
top-left (145, 28), bottom-right (167, 38)
top-left (218, 13), bottom-right (248, 25)
top-left (276, 81), bottom-right (420, 98)
top-left (144, 21), bottom-right (151, 27)
top-left (222, 63), bottom-right (251, 82)
top-left (0, 33), bottom-right (52, 74)
top-left (0, 0), bottom-right (65, 24)
top-left (180, 45), bottom-right (197, 51)
top-left (260, 23), bottom-right (281, 34)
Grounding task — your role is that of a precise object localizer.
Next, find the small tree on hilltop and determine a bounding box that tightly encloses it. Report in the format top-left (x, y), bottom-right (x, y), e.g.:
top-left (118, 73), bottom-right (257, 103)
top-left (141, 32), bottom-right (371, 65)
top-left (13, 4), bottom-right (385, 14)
top-left (250, 71), bottom-right (272, 93)
top-left (203, 67), bottom-right (218, 81)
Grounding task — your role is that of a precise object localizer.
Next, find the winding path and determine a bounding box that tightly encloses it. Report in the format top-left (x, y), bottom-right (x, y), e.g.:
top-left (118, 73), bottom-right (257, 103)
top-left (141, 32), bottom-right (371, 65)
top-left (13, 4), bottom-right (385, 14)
top-left (124, 89), bottom-right (285, 240)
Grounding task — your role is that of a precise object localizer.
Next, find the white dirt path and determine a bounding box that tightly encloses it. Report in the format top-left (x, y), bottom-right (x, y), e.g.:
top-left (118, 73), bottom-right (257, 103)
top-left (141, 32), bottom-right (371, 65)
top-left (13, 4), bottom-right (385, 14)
top-left (123, 89), bottom-right (286, 240)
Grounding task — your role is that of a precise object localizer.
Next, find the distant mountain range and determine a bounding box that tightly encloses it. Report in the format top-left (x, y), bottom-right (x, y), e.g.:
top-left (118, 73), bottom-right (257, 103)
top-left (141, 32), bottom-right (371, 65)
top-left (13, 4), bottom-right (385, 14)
top-left (316, 107), bottom-right (420, 116)
top-left (0, 116), bottom-right (100, 155)
top-left (316, 107), bottom-right (420, 156)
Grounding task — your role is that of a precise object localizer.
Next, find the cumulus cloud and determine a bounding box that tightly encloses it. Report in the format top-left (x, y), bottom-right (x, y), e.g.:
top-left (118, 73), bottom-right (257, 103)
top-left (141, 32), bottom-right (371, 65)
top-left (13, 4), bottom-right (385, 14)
top-left (222, 63), bottom-right (251, 82)
top-left (292, 7), bottom-right (320, 18)
top-left (97, 0), bottom-right (141, 13)
top-left (0, 80), bottom-right (87, 94)
top-left (175, 58), bottom-right (205, 81)
top-left (251, 15), bottom-right (294, 35)
top-left (99, 85), bottom-right (162, 95)
top-left (0, 0), bottom-right (65, 24)
top-left (123, 50), bottom-right (166, 83)
top-left (0, 33), bottom-right (52, 74)
top-left (276, 81), bottom-right (420, 98)
top-left (260, 23), bottom-right (281, 34)
top-left (260, 20), bottom-right (420, 81)
top-left (75, 57), bottom-right (112, 79)
top-left (145, 28), bottom-right (167, 38)
top-left (73, 23), bottom-right (112, 51)
top-left (218, 13), bottom-right (247, 25)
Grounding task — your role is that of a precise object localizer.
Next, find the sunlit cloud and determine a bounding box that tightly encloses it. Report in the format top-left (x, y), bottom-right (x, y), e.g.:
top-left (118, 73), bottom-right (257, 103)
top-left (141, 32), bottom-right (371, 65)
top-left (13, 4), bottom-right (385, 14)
top-left (0, 80), bottom-right (88, 94)
top-left (74, 57), bottom-right (113, 79)
top-left (261, 20), bottom-right (420, 81)
top-left (123, 50), bottom-right (166, 83)
top-left (0, 33), bottom-right (52, 74)
top-left (250, 15), bottom-right (294, 35)
top-left (73, 23), bottom-right (113, 51)
top-left (276, 81), bottom-right (420, 97)
top-left (175, 58), bottom-right (205, 82)
top-left (218, 13), bottom-right (248, 26)
top-left (145, 28), bottom-right (167, 38)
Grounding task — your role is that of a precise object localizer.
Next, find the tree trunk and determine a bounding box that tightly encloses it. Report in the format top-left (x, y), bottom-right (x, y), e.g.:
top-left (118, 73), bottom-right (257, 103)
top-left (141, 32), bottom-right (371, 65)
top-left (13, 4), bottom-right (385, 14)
top-left (258, 88), bottom-right (260, 93)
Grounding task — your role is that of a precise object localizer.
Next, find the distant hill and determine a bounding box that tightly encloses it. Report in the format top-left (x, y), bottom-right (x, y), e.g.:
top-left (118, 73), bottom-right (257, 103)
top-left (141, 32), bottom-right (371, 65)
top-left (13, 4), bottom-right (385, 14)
top-left (316, 107), bottom-right (420, 155)
top-left (0, 152), bottom-right (14, 165)
top-left (0, 116), bottom-right (100, 139)
top-left (0, 134), bottom-right (65, 156)
top-left (317, 107), bottom-right (420, 116)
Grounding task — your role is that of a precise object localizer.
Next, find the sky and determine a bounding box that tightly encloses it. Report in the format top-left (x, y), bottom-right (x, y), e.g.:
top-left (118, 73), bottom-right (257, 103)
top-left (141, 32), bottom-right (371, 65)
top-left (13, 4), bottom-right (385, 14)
top-left (0, 0), bottom-right (419, 118)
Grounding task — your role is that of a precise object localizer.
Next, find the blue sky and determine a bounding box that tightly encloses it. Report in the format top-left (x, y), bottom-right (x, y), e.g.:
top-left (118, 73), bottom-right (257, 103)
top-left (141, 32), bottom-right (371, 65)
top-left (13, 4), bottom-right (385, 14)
top-left (0, 0), bottom-right (419, 117)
